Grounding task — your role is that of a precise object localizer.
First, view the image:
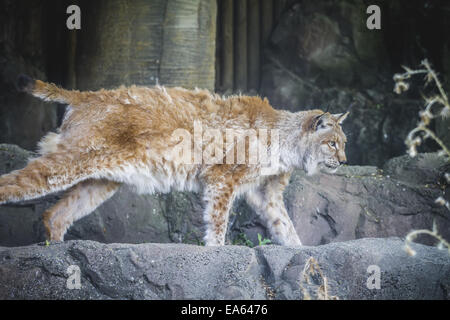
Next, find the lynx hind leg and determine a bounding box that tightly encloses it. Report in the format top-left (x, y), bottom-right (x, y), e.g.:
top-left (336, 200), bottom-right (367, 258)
top-left (43, 179), bottom-right (120, 241)
top-left (245, 172), bottom-right (302, 246)
top-left (0, 152), bottom-right (96, 205)
top-left (202, 181), bottom-right (236, 246)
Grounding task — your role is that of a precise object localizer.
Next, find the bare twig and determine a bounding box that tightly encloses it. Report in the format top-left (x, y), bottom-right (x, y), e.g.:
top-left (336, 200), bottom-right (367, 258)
top-left (404, 222), bottom-right (450, 256)
top-left (393, 59), bottom-right (450, 256)
top-left (394, 59), bottom-right (450, 158)
top-left (299, 257), bottom-right (339, 300)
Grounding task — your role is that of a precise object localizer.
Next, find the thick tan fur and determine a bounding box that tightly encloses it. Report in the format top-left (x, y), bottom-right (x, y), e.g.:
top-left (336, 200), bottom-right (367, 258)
top-left (1, 76), bottom-right (349, 245)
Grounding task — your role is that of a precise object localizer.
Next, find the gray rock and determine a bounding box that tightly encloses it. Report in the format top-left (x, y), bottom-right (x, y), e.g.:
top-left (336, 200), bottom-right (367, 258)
top-left (0, 238), bottom-right (448, 299)
top-left (256, 238), bottom-right (450, 300)
top-left (383, 152), bottom-right (450, 186)
top-left (282, 160), bottom-right (450, 246)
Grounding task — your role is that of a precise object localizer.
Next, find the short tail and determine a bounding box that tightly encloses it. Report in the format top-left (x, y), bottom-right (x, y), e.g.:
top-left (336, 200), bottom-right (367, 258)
top-left (16, 74), bottom-right (77, 105)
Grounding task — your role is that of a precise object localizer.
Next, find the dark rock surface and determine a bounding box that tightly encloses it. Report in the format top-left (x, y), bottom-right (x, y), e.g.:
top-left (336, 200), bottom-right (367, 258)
top-left (260, 1), bottom-right (450, 166)
top-left (281, 154), bottom-right (450, 246)
top-left (1, 144), bottom-right (449, 248)
top-left (0, 238), bottom-right (448, 300)
top-left (0, 1), bottom-right (59, 150)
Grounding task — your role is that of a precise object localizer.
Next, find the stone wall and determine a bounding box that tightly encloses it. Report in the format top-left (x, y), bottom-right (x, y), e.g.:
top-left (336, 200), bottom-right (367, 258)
top-left (1, 238), bottom-right (449, 299)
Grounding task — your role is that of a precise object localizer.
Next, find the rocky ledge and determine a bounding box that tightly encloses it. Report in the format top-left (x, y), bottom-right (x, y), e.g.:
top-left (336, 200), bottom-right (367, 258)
top-left (0, 238), bottom-right (449, 300)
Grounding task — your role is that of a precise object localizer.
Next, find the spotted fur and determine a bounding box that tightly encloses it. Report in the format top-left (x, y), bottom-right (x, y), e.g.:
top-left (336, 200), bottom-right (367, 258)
top-left (0, 75), bottom-right (349, 245)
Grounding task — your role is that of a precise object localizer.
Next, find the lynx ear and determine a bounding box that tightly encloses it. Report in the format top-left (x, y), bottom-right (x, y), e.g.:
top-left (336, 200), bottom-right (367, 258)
top-left (312, 112), bottom-right (330, 131)
top-left (333, 111), bottom-right (349, 124)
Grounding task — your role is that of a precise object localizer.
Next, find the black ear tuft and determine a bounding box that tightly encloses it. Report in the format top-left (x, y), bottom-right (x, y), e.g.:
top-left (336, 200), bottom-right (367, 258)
top-left (16, 74), bottom-right (35, 92)
top-left (311, 113), bottom-right (325, 131)
top-left (316, 118), bottom-right (323, 127)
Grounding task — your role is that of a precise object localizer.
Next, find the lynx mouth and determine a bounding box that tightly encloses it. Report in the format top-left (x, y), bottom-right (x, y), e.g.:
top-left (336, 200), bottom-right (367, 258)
top-left (321, 161), bottom-right (341, 171)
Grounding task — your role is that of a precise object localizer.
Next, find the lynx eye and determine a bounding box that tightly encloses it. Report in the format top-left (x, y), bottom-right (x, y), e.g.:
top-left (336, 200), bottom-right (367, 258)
top-left (329, 141), bottom-right (336, 148)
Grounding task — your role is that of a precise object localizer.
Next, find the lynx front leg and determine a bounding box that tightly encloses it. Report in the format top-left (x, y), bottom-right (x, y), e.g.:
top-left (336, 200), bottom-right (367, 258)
top-left (245, 172), bottom-right (302, 246)
top-left (43, 179), bottom-right (120, 241)
top-left (202, 182), bottom-right (236, 246)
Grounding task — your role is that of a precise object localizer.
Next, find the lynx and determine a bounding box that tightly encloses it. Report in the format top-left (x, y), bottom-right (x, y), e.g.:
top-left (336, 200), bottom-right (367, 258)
top-left (0, 75), bottom-right (348, 246)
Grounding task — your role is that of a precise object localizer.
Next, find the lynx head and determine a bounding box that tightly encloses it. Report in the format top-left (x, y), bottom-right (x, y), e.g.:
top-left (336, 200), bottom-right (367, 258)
top-left (302, 111), bottom-right (349, 175)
